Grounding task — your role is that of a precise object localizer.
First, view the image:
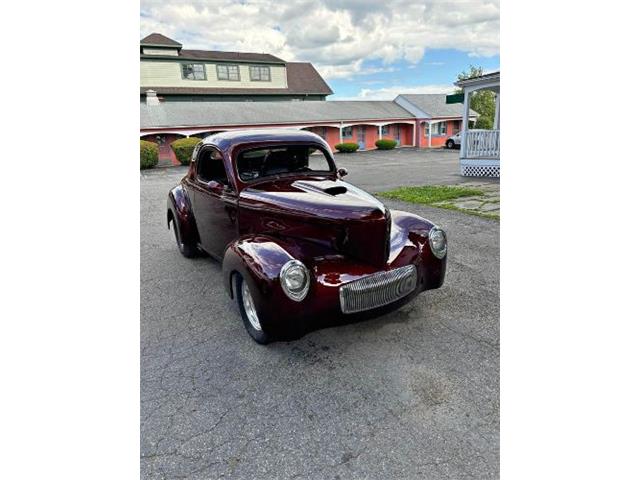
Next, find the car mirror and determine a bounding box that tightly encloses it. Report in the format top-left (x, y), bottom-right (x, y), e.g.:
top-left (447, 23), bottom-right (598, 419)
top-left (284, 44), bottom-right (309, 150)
top-left (206, 180), bottom-right (223, 190)
top-left (338, 168), bottom-right (348, 178)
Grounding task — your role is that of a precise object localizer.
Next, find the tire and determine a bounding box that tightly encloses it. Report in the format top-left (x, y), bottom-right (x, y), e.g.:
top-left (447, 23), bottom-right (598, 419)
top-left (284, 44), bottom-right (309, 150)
top-left (446, 139), bottom-right (455, 149)
top-left (235, 274), bottom-right (271, 344)
top-left (171, 216), bottom-right (198, 258)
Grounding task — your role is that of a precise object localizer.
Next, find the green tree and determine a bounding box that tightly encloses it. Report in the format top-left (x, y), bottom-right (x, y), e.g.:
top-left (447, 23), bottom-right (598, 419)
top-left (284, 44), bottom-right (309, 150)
top-left (456, 66), bottom-right (496, 130)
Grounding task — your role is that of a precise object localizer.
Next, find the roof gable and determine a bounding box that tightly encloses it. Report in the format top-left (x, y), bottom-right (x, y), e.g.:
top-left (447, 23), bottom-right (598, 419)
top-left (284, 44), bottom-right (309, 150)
top-left (286, 63), bottom-right (333, 95)
top-left (396, 94), bottom-right (478, 118)
top-left (140, 33), bottom-right (182, 47)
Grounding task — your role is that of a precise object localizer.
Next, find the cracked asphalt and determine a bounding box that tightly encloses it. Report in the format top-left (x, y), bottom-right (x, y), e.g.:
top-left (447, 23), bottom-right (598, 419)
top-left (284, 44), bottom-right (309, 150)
top-left (141, 148), bottom-right (499, 479)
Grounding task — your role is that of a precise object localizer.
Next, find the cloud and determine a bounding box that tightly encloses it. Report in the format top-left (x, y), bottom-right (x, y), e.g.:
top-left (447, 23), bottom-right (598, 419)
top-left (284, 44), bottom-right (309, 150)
top-left (140, 0), bottom-right (499, 79)
top-left (333, 83), bottom-right (456, 100)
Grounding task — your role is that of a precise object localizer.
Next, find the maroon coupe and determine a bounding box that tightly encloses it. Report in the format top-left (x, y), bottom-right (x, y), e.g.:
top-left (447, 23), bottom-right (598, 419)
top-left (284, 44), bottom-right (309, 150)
top-left (167, 130), bottom-right (447, 343)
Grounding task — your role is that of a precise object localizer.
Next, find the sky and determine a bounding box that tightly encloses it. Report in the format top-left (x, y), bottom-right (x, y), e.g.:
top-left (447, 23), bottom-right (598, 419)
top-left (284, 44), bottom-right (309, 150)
top-left (140, 0), bottom-right (500, 100)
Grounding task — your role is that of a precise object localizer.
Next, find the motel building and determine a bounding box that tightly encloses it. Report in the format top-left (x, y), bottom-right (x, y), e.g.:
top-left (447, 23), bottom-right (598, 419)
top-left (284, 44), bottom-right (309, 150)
top-left (139, 34), bottom-right (477, 166)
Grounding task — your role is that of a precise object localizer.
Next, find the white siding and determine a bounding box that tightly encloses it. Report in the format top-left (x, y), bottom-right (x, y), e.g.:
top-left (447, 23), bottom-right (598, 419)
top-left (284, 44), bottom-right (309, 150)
top-left (140, 61), bottom-right (287, 89)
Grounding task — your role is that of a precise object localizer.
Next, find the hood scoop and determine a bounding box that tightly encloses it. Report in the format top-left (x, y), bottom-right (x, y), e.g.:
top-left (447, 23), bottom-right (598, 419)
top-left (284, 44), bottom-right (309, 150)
top-left (323, 186), bottom-right (348, 196)
top-left (293, 180), bottom-right (349, 196)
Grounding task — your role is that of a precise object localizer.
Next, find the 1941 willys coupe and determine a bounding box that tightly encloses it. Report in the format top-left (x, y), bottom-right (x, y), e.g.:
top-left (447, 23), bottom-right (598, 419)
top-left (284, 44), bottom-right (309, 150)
top-left (167, 130), bottom-right (447, 344)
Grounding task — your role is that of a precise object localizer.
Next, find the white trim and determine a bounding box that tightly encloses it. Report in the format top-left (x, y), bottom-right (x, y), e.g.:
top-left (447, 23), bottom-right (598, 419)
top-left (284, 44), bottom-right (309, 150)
top-left (393, 95), bottom-right (431, 118)
top-left (461, 90), bottom-right (471, 158)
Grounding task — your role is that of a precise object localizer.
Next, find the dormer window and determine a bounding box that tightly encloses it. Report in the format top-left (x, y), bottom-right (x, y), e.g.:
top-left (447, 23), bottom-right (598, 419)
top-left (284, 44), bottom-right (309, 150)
top-left (216, 65), bottom-right (240, 81)
top-left (249, 65), bottom-right (271, 82)
top-left (181, 63), bottom-right (206, 80)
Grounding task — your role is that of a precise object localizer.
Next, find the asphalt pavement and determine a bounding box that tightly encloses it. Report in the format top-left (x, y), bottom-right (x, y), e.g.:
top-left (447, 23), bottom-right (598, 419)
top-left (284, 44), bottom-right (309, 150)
top-left (141, 148), bottom-right (499, 479)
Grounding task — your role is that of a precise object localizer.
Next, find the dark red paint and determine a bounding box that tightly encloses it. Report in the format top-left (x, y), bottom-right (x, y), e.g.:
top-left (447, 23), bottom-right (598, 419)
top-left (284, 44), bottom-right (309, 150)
top-left (167, 130), bottom-right (446, 335)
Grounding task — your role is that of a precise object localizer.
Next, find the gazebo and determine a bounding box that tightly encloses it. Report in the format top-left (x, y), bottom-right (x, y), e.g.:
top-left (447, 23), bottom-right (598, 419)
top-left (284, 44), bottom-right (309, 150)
top-left (455, 71), bottom-right (500, 177)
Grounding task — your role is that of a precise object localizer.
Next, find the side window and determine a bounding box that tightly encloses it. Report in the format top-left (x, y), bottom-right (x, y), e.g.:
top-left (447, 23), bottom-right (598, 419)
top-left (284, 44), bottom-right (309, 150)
top-left (197, 148), bottom-right (229, 185)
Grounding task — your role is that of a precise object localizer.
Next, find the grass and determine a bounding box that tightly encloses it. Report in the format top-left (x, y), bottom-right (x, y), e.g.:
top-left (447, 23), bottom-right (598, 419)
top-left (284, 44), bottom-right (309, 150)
top-left (378, 185), bottom-right (485, 204)
top-left (378, 185), bottom-right (499, 220)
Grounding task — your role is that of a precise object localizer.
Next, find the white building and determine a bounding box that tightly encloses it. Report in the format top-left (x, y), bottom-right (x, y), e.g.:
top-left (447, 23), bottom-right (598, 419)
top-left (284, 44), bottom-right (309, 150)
top-left (455, 71), bottom-right (500, 177)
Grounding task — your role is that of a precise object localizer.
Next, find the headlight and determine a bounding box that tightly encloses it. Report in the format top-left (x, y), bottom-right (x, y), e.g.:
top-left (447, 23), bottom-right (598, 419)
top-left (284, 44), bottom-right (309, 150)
top-left (428, 227), bottom-right (447, 259)
top-left (279, 260), bottom-right (310, 301)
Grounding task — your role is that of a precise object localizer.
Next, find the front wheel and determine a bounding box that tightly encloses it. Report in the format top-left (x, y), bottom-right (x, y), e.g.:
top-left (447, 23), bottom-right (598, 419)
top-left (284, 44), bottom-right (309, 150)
top-left (235, 274), bottom-right (271, 344)
top-left (446, 139), bottom-right (455, 149)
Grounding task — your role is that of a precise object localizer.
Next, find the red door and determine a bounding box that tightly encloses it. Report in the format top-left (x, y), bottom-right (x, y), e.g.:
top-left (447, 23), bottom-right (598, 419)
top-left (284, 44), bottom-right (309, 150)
top-left (156, 135), bottom-right (172, 163)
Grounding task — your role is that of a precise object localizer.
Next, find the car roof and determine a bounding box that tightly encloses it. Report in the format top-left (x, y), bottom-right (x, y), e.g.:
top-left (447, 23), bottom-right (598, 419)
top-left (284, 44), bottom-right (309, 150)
top-left (200, 129), bottom-right (330, 152)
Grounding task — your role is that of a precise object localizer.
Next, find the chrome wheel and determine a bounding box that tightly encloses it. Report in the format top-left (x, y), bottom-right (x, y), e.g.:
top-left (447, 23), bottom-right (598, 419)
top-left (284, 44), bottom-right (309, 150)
top-left (241, 281), bottom-right (262, 331)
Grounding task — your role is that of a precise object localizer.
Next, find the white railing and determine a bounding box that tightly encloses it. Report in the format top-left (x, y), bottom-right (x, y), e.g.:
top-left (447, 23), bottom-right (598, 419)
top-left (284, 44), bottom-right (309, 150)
top-left (464, 129), bottom-right (500, 159)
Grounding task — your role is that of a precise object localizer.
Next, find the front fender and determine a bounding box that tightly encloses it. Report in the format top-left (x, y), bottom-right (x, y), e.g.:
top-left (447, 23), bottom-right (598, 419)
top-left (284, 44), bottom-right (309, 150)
top-left (222, 235), bottom-right (294, 298)
top-left (167, 184), bottom-right (199, 247)
top-left (222, 235), bottom-right (298, 329)
top-left (390, 209), bottom-right (446, 290)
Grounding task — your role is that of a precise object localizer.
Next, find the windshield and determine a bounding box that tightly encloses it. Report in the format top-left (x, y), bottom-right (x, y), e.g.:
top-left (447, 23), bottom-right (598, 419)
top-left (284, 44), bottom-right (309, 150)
top-left (236, 145), bottom-right (334, 182)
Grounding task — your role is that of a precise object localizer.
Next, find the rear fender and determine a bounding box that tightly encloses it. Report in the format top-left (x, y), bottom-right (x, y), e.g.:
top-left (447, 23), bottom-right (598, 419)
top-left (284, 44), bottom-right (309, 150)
top-left (167, 184), bottom-right (199, 247)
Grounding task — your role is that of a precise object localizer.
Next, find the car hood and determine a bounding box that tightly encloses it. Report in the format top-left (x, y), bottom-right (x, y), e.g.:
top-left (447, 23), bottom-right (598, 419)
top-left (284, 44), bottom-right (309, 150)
top-left (239, 176), bottom-right (386, 221)
top-left (238, 176), bottom-right (391, 266)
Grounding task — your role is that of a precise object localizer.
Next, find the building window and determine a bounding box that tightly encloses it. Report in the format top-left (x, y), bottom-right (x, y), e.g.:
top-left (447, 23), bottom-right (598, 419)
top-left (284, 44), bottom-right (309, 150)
top-left (342, 126), bottom-right (353, 137)
top-left (249, 65), bottom-right (271, 81)
top-left (382, 125), bottom-right (390, 136)
top-left (216, 64), bottom-right (240, 81)
top-left (431, 122), bottom-right (447, 136)
top-left (181, 63), bottom-right (206, 80)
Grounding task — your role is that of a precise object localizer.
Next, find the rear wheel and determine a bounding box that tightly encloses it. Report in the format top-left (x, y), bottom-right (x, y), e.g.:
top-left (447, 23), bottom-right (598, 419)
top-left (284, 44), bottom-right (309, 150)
top-left (446, 139), bottom-right (455, 149)
top-left (235, 274), bottom-right (271, 344)
top-left (171, 216), bottom-right (198, 258)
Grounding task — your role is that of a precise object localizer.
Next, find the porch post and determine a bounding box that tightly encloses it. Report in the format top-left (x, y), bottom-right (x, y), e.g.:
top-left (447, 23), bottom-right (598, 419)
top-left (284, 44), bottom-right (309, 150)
top-left (412, 122), bottom-right (416, 147)
top-left (339, 122), bottom-right (343, 143)
top-left (461, 89), bottom-right (470, 158)
top-left (428, 121), bottom-right (432, 148)
top-left (493, 93), bottom-right (500, 130)
top-left (378, 125), bottom-right (382, 140)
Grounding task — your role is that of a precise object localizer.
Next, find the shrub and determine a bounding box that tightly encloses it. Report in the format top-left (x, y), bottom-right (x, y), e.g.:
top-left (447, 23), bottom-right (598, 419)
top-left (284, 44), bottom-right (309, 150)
top-left (335, 142), bottom-right (359, 153)
top-left (140, 140), bottom-right (159, 169)
top-left (170, 137), bottom-right (201, 165)
top-left (375, 139), bottom-right (398, 150)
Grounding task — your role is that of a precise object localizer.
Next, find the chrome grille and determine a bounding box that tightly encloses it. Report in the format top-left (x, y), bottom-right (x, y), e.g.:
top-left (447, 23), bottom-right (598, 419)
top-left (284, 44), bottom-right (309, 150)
top-left (339, 264), bottom-right (418, 314)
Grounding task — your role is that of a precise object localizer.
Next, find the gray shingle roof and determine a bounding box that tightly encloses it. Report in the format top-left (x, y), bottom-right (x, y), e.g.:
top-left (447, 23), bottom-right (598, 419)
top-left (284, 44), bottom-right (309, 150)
top-left (397, 94), bottom-right (477, 118)
top-left (153, 49), bottom-right (285, 64)
top-left (140, 100), bottom-right (416, 129)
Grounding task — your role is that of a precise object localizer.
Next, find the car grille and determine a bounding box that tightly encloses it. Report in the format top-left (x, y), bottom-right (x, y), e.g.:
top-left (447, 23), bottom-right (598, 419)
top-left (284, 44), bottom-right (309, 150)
top-left (339, 264), bottom-right (418, 314)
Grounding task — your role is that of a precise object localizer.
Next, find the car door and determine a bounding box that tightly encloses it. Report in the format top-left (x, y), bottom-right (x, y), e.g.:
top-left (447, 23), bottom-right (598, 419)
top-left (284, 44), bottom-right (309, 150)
top-left (190, 147), bottom-right (238, 258)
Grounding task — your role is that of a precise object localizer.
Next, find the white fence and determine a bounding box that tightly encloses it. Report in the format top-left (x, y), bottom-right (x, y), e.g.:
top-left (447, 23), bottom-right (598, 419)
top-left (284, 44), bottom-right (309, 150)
top-left (464, 129), bottom-right (500, 159)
